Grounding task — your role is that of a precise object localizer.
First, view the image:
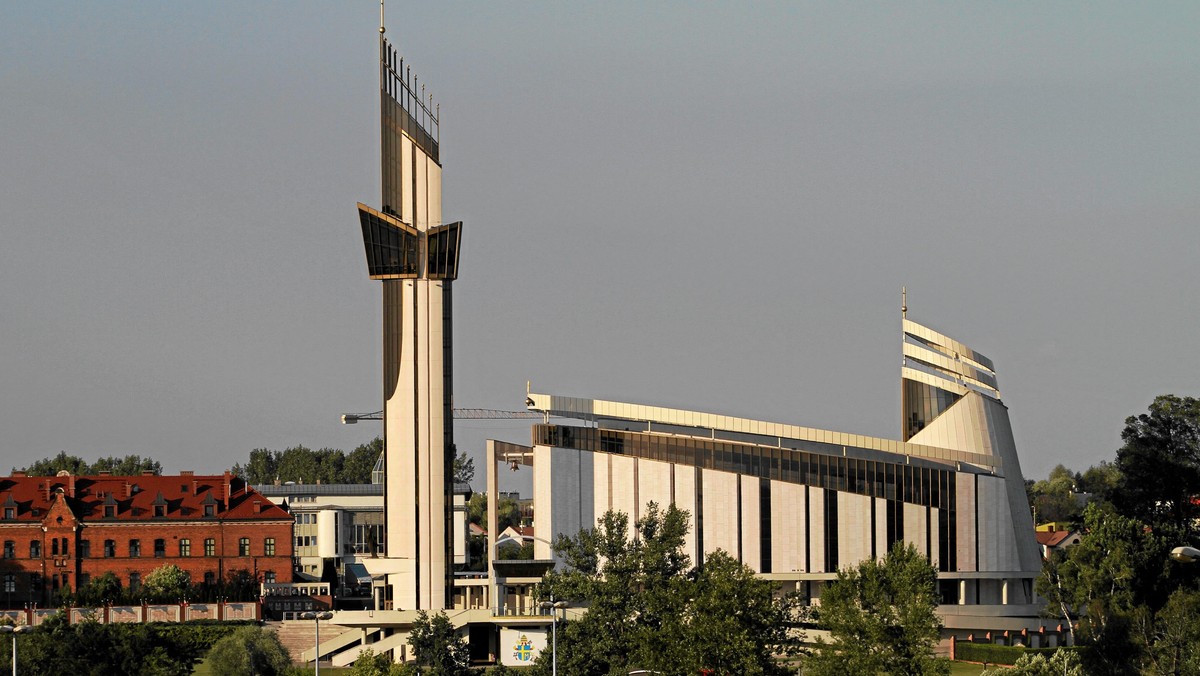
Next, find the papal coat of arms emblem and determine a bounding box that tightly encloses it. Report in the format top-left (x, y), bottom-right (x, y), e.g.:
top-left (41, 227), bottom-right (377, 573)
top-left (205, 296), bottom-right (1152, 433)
top-left (513, 634), bottom-right (534, 662)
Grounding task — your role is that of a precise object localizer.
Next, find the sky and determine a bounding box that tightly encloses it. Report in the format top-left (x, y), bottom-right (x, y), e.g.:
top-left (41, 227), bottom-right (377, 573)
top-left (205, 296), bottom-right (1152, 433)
top-left (2, 2), bottom-right (1197, 493)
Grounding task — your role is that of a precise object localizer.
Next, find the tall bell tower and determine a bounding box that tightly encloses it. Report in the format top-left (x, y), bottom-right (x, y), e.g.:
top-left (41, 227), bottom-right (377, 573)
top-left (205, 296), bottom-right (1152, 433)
top-left (356, 13), bottom-right (462, 610)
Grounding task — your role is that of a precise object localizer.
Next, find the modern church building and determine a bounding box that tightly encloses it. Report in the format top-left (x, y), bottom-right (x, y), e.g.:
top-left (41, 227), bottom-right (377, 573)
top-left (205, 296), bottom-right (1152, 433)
top-left (327, 14), bottom-right (1053, 668)
top-left (509, 316), bottom-right (1044, 634)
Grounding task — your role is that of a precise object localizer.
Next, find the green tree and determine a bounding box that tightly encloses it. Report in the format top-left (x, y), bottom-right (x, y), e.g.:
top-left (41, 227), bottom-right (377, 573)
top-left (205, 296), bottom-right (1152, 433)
top-left (90, 454), bottom-right (162, 476)
top-left (6, 614), bottom-right (198, 675)
top-left (1112, 395), bottom-right (1200, 538)
top-left (497, 541), bottom-right (534, 561)
top-left (343, 437), bottom-right (382, 484)
top-left (16, 452), bottom-right (162, 476)
top-left (1078, 461), bottom-right (1121, 502)
top-left (407, 610), bottom-right (470, 675)
top-left (74, 571), bottom-right (126, 606)
top-left (1138, 588), bottom-right (1200, 676)
top-left (671, 550), bottom-right (804, 675)
top-left (234, 448), bottom-right (279, 485)
top-left (140, 564), bottom-right (192, 602)
top-left (1036, 502), bottom-right (1170, 675)
top-left (1028, 463), bottom-right (1083, 524)
top-left (979, 649), bottom-right (1085, 676)
top-left (806, 542), bottom-right (949, 676)
top-left (314, 446), bottom-right (346, 483)
top-left (349, 647), bottom-right (412, 675)
top-left (452, 448), bottom-right (475, 486)
top-left (536, 505), bottom-right (689, 676)
top-left (536, 503), bottom-right (802, 676)
top-left (17, 451), bottom-right (89, 476)
top-left (275, 445), bottom-right (321, 483)
top-left (206, 626), bottom-right (292, 676)
top-left (466, 492), bottom-right (521, 532)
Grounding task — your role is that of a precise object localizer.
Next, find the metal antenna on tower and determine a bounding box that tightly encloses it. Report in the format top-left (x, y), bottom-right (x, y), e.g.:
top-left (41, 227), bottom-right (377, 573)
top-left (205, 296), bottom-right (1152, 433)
top-left (379, 0), bottom-right (385, 34)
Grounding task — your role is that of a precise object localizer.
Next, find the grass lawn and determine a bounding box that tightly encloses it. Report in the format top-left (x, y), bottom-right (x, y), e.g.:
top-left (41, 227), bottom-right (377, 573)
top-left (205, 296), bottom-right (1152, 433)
top-left (950, 661), bottom-right (991, 675)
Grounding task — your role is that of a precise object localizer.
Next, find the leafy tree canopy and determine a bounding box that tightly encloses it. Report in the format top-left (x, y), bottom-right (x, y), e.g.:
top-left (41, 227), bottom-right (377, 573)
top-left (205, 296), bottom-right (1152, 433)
top-left (1112, 395), bottom-right (1200, 538)
top-left (350, 648), bottom-right (410, 675)
top-left (452, 449), bottom-right (475, 486)
top-left (0, 613), bottom-right (200, 675)
top-left (536, 502), bottom-right (803, 676)
top-left (206, 625), bottom-right (292, 676)
top-left (1028, 463), bottom-right (1085, 524)
top-left (979, 649), bottom-right (1085, 676)
top-left (806, 541), bottom-right (949, 676)
top-left (141, 564), bottom-right (193, 603)
top-left (16, 451), bottom-right (161, 476)
top-left (1037, 501), bottom-right (1179, 675)
top-left (233, 438), bottom-right (380, 485)
top-left (466, 492), bottom-right (521, 533)
top-left (407, 610), bottom-right (470, 676)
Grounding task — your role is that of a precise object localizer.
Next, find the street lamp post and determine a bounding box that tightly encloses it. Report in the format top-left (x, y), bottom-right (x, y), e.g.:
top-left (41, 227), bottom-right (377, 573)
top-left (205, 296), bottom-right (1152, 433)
top-left (0, 625), bottom-right (32, 676)
top-left (300, 610), bottom-right (334, 675)
top-left (1170, 546), bottom-right (1200, 563)
top-left (538, 598), bottom-right (568, 676)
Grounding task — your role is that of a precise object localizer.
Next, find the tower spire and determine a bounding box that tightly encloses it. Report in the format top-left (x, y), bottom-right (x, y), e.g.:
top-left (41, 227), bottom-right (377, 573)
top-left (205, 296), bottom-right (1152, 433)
top-left (901, 286), bottom-right (907, 318)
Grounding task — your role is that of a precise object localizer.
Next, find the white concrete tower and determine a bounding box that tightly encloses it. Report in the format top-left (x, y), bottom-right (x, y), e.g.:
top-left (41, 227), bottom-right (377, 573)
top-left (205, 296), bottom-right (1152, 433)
top-left (356, 31), bottom-right (462, 610)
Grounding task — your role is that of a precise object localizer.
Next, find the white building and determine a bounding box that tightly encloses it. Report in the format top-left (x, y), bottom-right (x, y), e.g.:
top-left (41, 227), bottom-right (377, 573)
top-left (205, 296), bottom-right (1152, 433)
top-left (493, 317), bottom-right (1045, 638)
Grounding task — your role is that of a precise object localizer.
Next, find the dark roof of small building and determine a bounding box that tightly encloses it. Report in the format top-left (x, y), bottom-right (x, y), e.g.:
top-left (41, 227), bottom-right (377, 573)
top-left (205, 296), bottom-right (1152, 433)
top-left (0, 472), bottom-right (290, 522)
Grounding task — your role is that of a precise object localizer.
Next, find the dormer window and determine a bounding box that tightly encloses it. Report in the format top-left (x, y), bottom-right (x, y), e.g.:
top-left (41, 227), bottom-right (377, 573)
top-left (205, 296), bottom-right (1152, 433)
top-left (105, 505), bottom-right (115, 518)
top-left (2, 508), bottom-right (12, 520)
top-left (201, 492), bottom-right (219, 517)
top-left (152, 491), bottom-right (168, 517)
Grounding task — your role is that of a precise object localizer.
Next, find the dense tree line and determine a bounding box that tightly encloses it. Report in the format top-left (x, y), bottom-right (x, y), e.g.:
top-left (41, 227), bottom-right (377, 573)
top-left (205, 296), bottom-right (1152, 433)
top-left (67, 564), bottom-right (261, 607)
top-left (0, 614), bottom-right (260, 675)
top-left (1033, 395), bottom-right (1200, 675)
top-left (14, 451), bottom-right (161, 476)
top-left (233, 437), bottom-right (476, 487)
top-left (233, 438), bottom-right (382, 485)
top-left (14, 437), bottom-right (478, 488)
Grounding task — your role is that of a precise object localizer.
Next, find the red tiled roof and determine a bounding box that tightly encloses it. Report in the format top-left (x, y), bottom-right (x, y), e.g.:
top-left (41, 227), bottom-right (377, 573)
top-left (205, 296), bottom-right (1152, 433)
top-left (0, 472), bottom-right (290, 522)
top-left (1035, 530), bottom-right (1074, 548)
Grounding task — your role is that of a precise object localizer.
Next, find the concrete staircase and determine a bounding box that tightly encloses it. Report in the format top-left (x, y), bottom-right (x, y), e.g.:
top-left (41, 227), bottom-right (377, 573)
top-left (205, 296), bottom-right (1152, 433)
top-left (269, 620), bottom-right (356, 665)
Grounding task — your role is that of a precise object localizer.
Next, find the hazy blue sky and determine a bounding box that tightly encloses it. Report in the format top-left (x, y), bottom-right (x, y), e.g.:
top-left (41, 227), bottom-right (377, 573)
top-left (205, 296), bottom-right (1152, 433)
top-left (2, 2), bottom-right (1197, 491)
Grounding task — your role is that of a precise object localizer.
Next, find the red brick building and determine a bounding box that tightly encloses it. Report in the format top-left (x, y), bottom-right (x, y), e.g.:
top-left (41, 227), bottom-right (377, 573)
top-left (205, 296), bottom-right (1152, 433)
top-left (0, 471), bottom-right (293, 607)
